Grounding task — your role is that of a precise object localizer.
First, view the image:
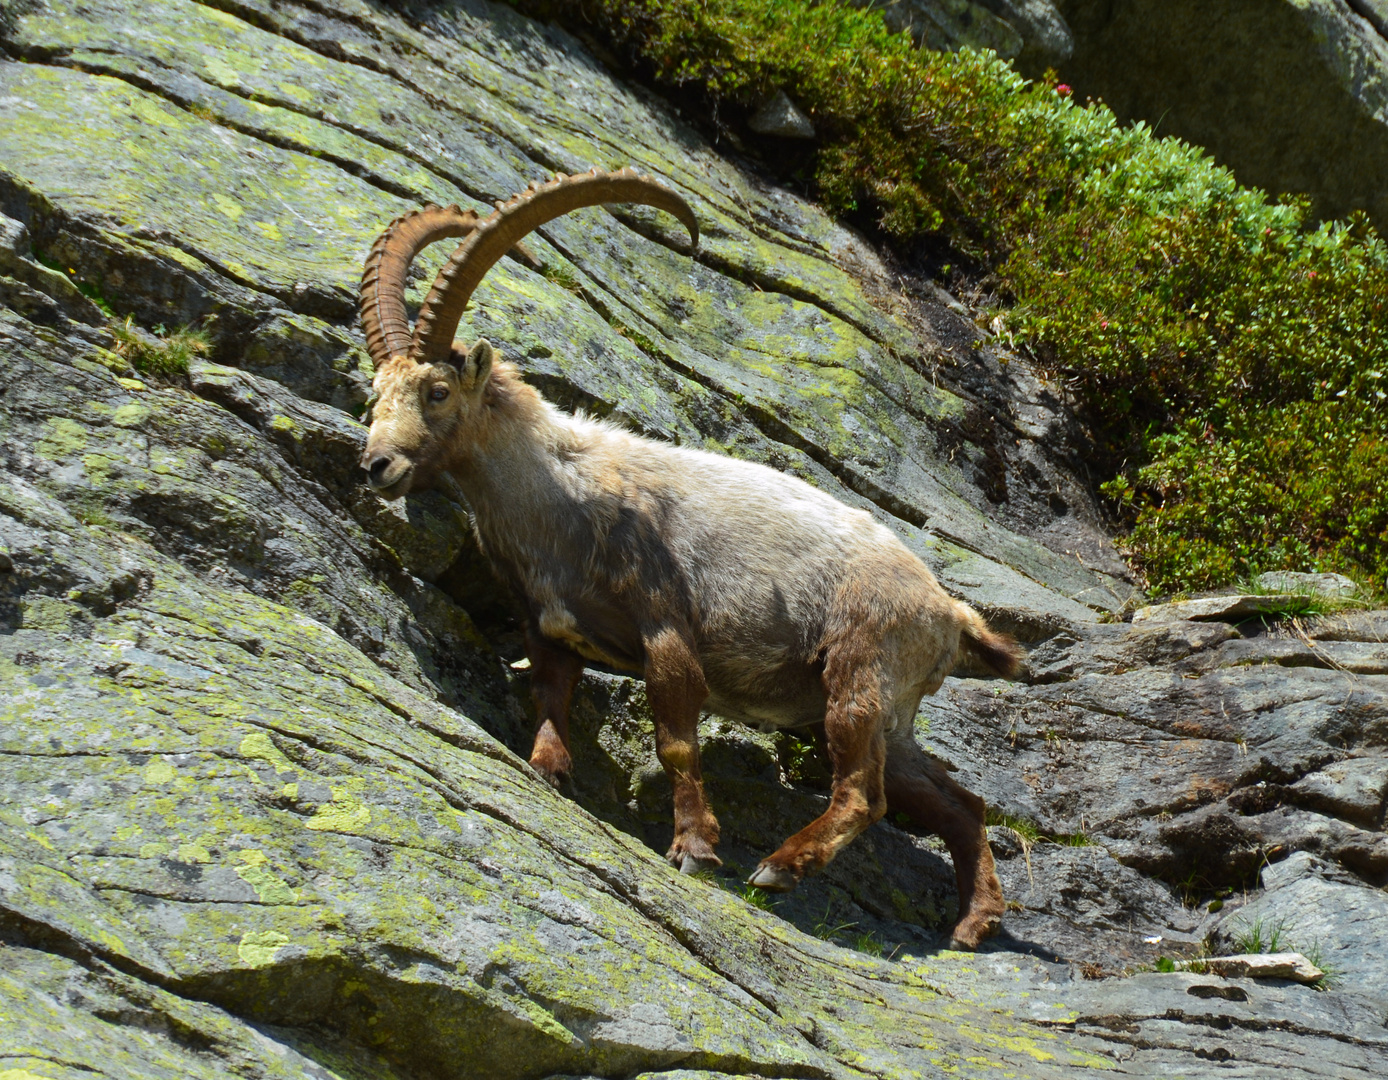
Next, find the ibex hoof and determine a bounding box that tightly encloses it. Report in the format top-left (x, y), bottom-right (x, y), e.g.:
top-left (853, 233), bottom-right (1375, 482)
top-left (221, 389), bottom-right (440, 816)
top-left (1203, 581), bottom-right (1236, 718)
top-left (529, 765), bottom-right (566, 790)
top-left (678, 852), bottom-right (721, 875)
top-left (947, 913), bottom-right (1001, 952)
top-left (747, 863), bottom-right (798, 892)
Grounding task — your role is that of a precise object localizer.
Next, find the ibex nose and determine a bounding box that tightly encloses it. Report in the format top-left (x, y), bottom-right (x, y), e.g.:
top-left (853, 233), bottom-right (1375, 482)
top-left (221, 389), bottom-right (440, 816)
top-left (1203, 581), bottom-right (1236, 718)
top-left (366, 455), bottom-right (394, 485)
top-left (361, 449), bottom-right (412, 497)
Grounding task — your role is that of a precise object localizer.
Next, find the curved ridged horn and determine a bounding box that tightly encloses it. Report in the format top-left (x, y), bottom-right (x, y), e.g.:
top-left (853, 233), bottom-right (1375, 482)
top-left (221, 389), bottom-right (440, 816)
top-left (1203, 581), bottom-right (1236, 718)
top-left (359, 204), bottom-right (481, 366)
top-left (412, 167), bottom-right (699, 363)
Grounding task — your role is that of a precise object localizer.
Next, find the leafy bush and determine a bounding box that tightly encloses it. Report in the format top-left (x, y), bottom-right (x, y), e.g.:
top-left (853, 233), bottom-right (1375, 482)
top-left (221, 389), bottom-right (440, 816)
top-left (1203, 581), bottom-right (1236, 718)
top-left (522, 0), bottom-right (1388, 593)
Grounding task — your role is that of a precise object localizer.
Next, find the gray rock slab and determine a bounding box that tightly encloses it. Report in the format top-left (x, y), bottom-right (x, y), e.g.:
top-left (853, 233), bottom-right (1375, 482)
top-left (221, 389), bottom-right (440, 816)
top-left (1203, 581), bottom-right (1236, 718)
top-left (930, 959), bottom-right (1388, 1074)
top-left (1304, 608), bottom-right (1388, 642)
top-left (1257, 570), bottom-right (1361, 597)
top-left (0, 0), bottom-right (1383, 1073)
top-left (1212, 851), bottom-right (1388, 1016)
top-left (1025, 619), bottom-right (1238, 682)
top-left (989, 839), bottom-right (1203, 971)
top-left (1051, 970), bottom-right (1388, 1074)
top-left (1290, 756), bottom-right (1388, 828)
top-left (929, 615), bottom-right (1388, 909)
top-left (1, 944), bottom-right (412, 1080)
top-left (1132, 593), bottom-right (1300, 624)
top-left (1190, 634), bottom-right (1388, 676)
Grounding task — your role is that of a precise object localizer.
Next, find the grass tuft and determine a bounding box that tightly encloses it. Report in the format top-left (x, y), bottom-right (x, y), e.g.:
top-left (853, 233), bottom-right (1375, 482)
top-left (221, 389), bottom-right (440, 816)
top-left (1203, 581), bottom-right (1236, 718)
top-left (985, 809), bottom-right (1040, 843)
top-left (736, 882), bottom-right (777, 911)
top-left (986, 808), bottom-right (1089, 847)
top-left (111, 317), bottom-right (211, 378)
top-left (811, 902), bottom-right (857, 942)
top-left (1231, 915), bottom-right (1290, 956)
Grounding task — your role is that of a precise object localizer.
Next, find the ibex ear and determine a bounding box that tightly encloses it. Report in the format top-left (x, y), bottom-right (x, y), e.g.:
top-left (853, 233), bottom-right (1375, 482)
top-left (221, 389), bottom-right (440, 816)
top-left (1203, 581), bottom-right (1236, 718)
top-left (457, 338), bottom-right (494, 391)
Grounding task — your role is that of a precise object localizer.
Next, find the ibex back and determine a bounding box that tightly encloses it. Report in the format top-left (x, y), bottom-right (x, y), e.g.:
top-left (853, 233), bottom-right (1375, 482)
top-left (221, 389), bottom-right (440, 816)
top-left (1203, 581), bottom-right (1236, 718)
top-left (358, 168), bottom-right (1020, 949)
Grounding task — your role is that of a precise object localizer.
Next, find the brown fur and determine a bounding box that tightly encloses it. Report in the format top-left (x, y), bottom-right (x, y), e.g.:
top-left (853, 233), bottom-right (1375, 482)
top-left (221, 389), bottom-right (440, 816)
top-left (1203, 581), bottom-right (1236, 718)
top-left (955, 602), bottom-right (1021, 679)
top-left (362, 337), bottom-right (1022, 949)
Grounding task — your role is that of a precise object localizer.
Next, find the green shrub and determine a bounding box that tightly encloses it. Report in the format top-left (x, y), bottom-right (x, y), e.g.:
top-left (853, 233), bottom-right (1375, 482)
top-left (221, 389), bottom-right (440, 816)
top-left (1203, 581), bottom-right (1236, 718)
top-left (523, 0), bottom-right (1388, 593)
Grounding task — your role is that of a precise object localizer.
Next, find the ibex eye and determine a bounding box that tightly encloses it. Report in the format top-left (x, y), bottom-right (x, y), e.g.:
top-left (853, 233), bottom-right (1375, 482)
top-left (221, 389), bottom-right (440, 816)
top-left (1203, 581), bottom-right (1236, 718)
top-left (428, 386), bottom-right (450, 402)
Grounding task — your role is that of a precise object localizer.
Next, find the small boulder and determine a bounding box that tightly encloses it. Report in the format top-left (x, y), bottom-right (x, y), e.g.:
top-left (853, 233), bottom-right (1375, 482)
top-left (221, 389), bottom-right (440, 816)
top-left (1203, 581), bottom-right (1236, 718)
top-left (851, 0), bottom-right (1023, 57)
top-left (1177, 953), bottom-right (1324, 984)
top-left (1256, 570), bottom-right (1359, 597)
top-left (976, 0), bottom-right (1074, 69)
top-left (1131, 593), bottom-right (1298, 624)
top-left (748, 91), bottom-right (816, 139)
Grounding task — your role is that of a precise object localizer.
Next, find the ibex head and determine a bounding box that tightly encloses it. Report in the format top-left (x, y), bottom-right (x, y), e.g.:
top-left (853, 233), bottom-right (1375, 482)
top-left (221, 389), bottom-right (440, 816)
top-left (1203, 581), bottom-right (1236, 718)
top-left (357, 168), bottom-right (699, 499)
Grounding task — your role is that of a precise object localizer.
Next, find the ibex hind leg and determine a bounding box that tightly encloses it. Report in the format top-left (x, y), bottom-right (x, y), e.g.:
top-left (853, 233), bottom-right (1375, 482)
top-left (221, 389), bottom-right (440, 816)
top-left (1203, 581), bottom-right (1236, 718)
top-left (749, 652), bottom-right (888, 890)
top-left (883, 733), bottom-right (1004, 951)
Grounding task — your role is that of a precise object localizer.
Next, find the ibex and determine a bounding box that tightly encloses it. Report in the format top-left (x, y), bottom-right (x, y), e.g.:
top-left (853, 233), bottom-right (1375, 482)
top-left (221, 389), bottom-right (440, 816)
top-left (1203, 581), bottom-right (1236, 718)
top-left (358, 168), bottom-right (1019, 949)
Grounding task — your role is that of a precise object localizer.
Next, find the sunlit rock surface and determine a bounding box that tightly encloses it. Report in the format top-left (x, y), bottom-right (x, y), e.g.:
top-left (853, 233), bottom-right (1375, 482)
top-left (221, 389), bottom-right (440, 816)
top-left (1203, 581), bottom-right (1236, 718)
top-left (1, 1), bottom-right (1386, 1076)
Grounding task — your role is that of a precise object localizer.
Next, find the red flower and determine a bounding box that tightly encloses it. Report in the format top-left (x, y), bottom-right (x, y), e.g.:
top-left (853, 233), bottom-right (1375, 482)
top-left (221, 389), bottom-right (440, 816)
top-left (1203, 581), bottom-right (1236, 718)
top-left (1056, 84), bottom-right (1072, 96)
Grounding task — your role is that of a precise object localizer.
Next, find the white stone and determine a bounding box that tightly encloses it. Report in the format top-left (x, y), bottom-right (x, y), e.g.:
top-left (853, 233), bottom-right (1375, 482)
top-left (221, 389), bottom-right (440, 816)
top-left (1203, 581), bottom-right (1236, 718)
top-left (1177, 953), bottom-right (1324, 984)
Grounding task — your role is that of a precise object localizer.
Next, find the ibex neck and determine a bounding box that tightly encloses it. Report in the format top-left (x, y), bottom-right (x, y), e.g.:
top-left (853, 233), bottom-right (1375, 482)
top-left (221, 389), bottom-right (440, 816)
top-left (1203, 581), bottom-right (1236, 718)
top-left (445, 370), bottom-right (595, 565)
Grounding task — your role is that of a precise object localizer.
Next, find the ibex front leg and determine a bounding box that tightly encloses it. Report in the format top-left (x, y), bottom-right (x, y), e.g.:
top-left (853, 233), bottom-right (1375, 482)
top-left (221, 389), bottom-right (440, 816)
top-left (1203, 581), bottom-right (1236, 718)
top-left (525, 627), bottom-right (586, 787)
top-left (645, 625), bottom-right (720, 874)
